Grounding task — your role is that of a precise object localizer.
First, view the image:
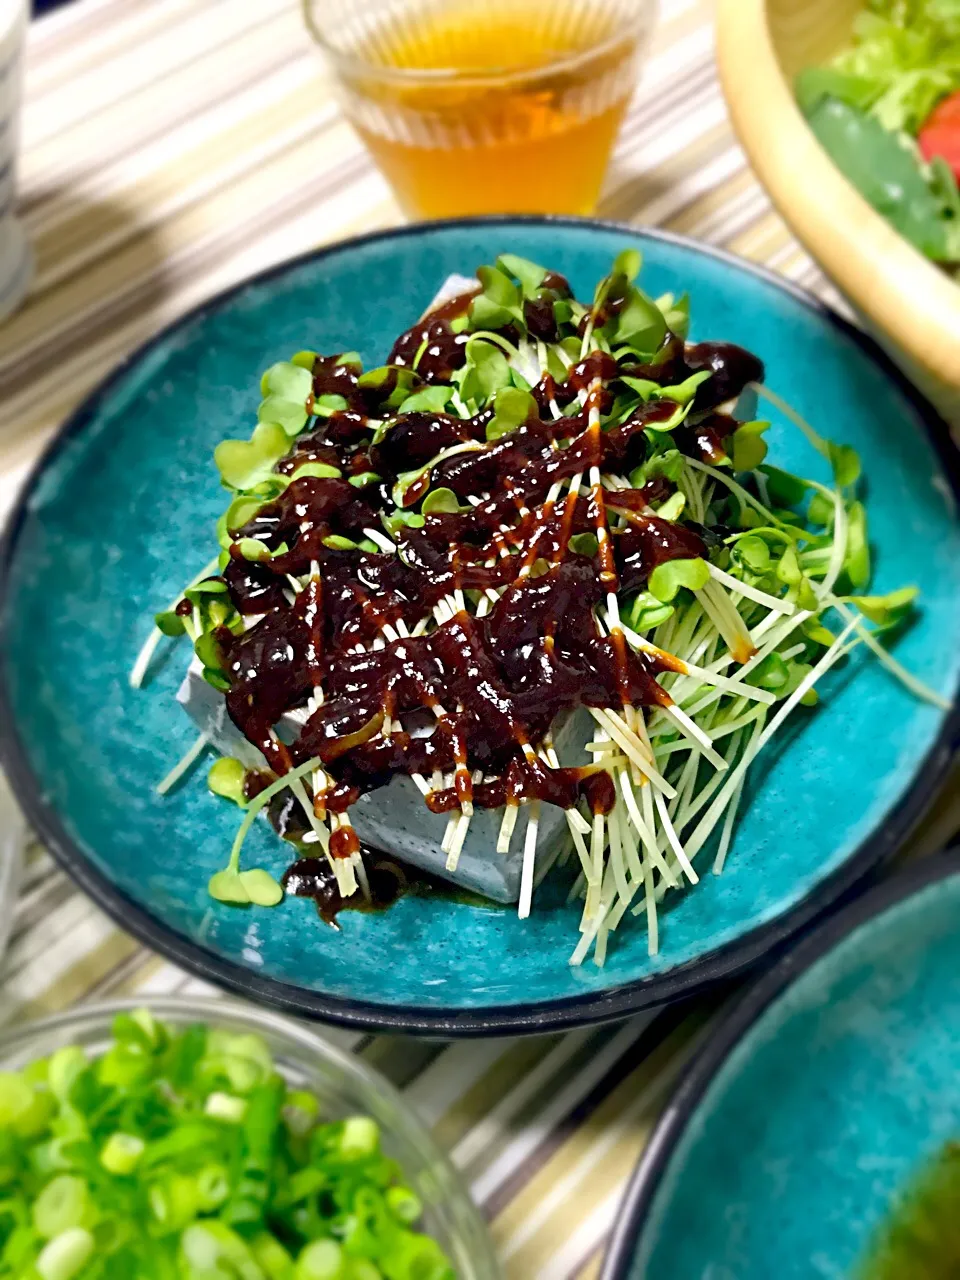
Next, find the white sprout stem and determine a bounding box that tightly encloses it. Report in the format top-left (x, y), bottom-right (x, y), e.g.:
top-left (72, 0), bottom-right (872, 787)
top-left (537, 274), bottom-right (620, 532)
top-left (156, 734), bottom-right (208, 795)
top-left (828, 599), bottom-right (950, 709)
top-left (713, 729), bottom-right (746, 875)
top-left (662, 703), bottom-right (727, 770)
top-left (518, 800), bottom-right (541, 919)
top-left (706, 562), bottom-right (795, 615)
top-left (570, 903), bottom-right (607, 966)
top-left (130, 555), bottom-right (221, 688)
top-left (497, 801), bottom-right (520, 854)
top-left (589, 707), bottom-right (677, 798)
top-left (682, 617), bottom-right (861, 864)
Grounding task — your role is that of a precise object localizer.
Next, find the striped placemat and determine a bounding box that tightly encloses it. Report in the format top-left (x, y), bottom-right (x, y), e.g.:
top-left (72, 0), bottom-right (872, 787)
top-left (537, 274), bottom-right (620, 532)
top-left (1, 3), bottom-right (959, 1276)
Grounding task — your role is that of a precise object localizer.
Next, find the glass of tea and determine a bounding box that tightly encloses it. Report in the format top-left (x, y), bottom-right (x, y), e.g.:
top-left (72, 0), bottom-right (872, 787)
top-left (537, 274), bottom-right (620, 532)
top-left (302, 0), bottom-right (658, 219)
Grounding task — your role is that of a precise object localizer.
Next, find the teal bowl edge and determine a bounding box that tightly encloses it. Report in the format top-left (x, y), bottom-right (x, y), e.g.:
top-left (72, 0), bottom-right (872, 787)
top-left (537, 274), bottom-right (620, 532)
top-left (1, 216), bottom-right (959, 1038)
top-left (599, 845), bottom-right (960, 1279)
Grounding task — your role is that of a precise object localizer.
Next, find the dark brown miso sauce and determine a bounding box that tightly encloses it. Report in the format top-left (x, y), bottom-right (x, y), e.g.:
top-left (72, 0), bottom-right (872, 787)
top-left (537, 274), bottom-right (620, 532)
top-left (220, 311), bottom-right (764, 857)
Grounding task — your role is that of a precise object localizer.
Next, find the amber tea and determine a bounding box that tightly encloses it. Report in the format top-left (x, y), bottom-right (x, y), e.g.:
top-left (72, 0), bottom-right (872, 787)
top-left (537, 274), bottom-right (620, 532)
top-left (305, 0), bottom-right (655, 218)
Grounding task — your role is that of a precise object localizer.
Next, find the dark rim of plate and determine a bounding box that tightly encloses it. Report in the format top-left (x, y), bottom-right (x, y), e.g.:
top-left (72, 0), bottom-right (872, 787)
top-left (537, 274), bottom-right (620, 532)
top-left (1, 215), bottom-right (958, 1037)
top-left (600, 845), bottom-right (960, 1279)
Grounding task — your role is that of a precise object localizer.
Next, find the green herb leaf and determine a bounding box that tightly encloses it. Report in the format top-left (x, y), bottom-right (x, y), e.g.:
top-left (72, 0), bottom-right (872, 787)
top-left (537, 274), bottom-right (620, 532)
top-left (845, 499), bottom-right (871, 587)
top-left (655, 491), bottom-right (686, 522)
top-left (208, 758), bottom-right (248, 808)
top-left (569, 532), bottom-right (599, 557)
top-left (236, 537), bottom-right (272, 561)
top-left (485, 386), bottom-right (536, 441)
top-left (760, 464), bottom-right (809, 508)
top-left (849, 584), bottom-right (918, 625)
top-left (612, 248), bottom-right (642, 282)
top-left (398, 385), bottom-right (453, 414)
top-left (458, 339), bottom-right (512, 406)
top-left (358, 364), bottom-right (420, 410)
top-left (155, 610), bottom-right (186, 637)
top-left (237, 869), bottom-right (284, 907)
top-left (208, 870), bottom-right (251, 905)
top-left (290, 462), bottom-right (342, 481)
top-left (648, 557), bottom-right (710, 602)
top-left (421, 487), bottom-right (461, 515)
top-left (827, 441), bottom-right (862, 488)
top-left (496, 253), bottom-right (548, 297)
top-left (606, 285), bottom-right (668, 356)
top-left (655, 291), bottom-right (691, 340)
top-left (215, 422), bottom-right (289, 491)
top-left (624, 591), bottom-right (675, 631)
top-left (731, 419), bottom-right (771, 472)
top-left (259, 361), bottom-right (313, 403)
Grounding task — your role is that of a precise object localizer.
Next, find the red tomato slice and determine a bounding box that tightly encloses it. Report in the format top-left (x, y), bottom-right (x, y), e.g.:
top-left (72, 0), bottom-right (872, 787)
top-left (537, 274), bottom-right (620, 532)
top-left (919, 89), bottom-right (960, 181)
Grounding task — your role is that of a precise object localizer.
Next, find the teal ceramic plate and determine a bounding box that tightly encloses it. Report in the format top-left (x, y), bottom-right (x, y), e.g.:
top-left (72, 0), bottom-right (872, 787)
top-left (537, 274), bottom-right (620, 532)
top-left (603, 848), bottom-right (960, 1280)
top-left (1, 218), bottom-right (959, 1035)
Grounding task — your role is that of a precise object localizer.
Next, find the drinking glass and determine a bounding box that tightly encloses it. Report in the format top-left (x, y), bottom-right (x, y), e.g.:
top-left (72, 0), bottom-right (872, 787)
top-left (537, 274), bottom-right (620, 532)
top-left (303, 0), bottom-right (658, 218)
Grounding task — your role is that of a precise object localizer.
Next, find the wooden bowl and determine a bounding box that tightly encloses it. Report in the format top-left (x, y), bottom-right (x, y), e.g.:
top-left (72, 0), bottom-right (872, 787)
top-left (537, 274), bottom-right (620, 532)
top-left (716, 0), bottom-right (960, 421)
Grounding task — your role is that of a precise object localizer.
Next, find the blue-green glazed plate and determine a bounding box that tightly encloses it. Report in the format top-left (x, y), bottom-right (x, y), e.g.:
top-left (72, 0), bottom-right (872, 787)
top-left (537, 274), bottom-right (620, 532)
top-left (1, 218), bottom-right (959, 1035)
top-left (604, 849), bottom-right (960, 1280)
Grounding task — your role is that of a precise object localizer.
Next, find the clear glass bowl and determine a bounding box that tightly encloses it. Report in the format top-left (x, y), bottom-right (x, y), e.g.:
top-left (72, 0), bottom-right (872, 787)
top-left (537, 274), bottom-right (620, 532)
top-left (0, 995), bottom-right (501, 1279)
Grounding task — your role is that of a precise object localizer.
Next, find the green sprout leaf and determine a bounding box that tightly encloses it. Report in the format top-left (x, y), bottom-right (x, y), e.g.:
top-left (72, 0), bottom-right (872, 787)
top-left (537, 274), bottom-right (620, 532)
top-left (236, 537), bottom-right (272, 562)
top-left (845, 500), bottom-right (871, 587)
top-left (348, 471), bottom-right (381, 488)
top-left (655, 491), bottom-right (686, 522)
top-left (658, 371), bottom-right (713, 406)
top-left (848, 585), bottom-right (918, 626)
top-left (760, 464), bottom-right (809, 508)
top-left (612, 248), bottom-right (642, 282)
top-left (569, 532), bottom-right (599, 558)
top-left (458, 339), bottom-right (512, 406)
top-left (215, 422), bottom-right (289, 492)
top-left (469, 265), bottom-right (523, 330)
top-left (208, 870), bottom-right (251, 905)
top-left (648, 557), bottom-right (710, 602)
top-left (731, 419), bottom-right (771, 472)
top-left (398, 385), bottom-right (453, 414)
top-left (655, 291), bottom-right (691, 340)
top-left (485, 387), bottom-right (536, 441)
top-left (290, 350), bottom-right (317, 370)
top-left (184, 579), bottom-right (228, 605)
top-left (155, 610), bottom-right (186, 637)
top-left (312, 393), bottom-right (348, 419)
top-left (259, 361), bottom-right (313, 402)
top-left (208, 758), bottom-right (248, 808)
top-left (496, 253), bottom-right (548, 297)
top-left (383, 510), bottom-right (425, 537)
top-left (734, 534), bottom-right (771, 573)
top-left (807, 491), bottom-right (836, 526)
top-left (289, 462), bottom-right (342, 481)
top-left (258, 395), bottom-right (309, 436)
top-left (745, 651), bottom-right (790, 691)
top-left (421, 487), bottom-right (461, 515)
top-left (237, 869), bottom-right (283, 907)
top-left (624, 590), bottom-right (675, 632)
top-left (322, 535), bottom-right (358, 551)
top-left (776, 544), bottom-right (803, 585)
top-left (225, 494), bottom-right (267, 534)
top-left (802, 615), bottom-right (836, 648)
top-left (827, 441), bottom-right (861, 488)
top-left (358, 365), bottom-right (421, 411)
top-left (606, 284), bottom-right (667, 356)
